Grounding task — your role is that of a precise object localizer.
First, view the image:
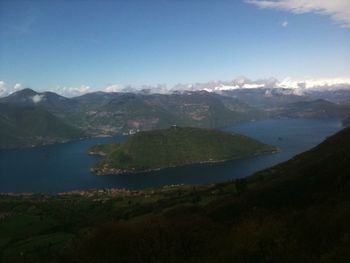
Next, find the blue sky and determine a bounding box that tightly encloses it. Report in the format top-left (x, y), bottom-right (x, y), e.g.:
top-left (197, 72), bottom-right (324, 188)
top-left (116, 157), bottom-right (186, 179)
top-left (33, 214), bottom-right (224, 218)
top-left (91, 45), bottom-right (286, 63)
top-left (0, 0), bottom-right (349, 94)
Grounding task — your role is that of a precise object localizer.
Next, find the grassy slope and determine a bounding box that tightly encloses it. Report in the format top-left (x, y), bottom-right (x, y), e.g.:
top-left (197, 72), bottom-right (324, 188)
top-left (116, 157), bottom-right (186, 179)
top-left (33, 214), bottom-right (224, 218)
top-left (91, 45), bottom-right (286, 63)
top-left (1, 128), bottom-right (350, 262)
top-left (0, 105), bottom-right (84, 149)
top-left (90, 127), bottom-right (274, 173)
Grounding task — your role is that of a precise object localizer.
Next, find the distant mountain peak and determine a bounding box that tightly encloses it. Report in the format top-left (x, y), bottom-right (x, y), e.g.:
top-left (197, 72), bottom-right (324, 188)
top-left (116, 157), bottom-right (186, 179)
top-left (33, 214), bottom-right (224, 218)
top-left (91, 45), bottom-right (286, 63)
top-left (9, 88), bottom-right (37, 97)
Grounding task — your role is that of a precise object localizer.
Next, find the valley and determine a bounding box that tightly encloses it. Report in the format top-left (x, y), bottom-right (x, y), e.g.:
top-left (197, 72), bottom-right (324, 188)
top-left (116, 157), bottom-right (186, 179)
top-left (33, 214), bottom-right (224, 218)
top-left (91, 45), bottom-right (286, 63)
top-left (1, 87), bottom-right (349, 150)
top-left (0, 118), bottom-right (341, 193)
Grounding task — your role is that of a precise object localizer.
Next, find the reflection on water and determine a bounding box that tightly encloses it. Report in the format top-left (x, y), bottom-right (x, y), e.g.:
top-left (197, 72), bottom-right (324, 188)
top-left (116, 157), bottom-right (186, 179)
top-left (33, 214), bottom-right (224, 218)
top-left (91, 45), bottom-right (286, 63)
top-left (0, 118), bottom-right (342, 193)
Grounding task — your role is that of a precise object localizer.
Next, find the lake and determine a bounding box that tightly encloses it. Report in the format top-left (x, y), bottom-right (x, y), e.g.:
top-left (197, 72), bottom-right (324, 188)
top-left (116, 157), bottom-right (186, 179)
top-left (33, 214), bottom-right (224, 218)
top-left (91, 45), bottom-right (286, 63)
top-left (0, 118), bottom-right (342, 193)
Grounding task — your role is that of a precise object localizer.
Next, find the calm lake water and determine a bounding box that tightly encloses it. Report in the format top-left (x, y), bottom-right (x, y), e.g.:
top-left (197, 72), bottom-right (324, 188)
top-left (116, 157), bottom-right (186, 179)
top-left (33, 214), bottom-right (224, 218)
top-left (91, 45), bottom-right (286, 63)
top-left (0, 118), bottom-right (342, 193)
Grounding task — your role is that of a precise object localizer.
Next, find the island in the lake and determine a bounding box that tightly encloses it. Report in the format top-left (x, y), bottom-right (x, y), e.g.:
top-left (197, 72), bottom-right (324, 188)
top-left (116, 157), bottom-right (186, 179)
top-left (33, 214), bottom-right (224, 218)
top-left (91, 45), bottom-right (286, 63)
top-left (88, 126), bottom-right (277, 175)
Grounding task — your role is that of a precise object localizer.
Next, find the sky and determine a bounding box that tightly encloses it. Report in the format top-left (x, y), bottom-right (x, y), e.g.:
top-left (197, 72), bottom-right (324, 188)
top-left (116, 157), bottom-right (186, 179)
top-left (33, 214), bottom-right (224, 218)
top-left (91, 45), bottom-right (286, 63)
top-left (0, 0), bottom-right (349, 96)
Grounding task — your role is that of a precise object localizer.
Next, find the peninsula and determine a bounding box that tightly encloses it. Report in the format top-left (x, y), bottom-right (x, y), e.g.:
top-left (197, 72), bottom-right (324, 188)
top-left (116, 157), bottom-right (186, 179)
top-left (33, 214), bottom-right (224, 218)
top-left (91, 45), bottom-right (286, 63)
top-left (88, 127), bottom-right (276, 175)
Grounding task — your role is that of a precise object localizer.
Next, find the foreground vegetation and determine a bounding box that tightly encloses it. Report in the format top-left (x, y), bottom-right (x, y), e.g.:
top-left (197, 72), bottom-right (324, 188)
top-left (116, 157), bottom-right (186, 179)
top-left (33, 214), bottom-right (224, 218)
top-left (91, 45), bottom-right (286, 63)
top-left (1, 127), bottom-right (350, 262)
top-left (88, 127), bottom-right (275, 175)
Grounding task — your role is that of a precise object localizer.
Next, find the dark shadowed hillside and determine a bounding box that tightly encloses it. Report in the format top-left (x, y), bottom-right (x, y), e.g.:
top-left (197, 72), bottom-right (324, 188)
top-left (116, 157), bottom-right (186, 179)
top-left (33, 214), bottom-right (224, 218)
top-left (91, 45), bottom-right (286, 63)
top-left (1, 128), bottom-right (350, 262)
top-left (277, 99), bottom-right (350, 118)
top-left (0, 104), bottom-right (84, 149)
top-left (222, 88), bottom-right (311, 108)
top-left (0, 88), bottom-right (78, 114)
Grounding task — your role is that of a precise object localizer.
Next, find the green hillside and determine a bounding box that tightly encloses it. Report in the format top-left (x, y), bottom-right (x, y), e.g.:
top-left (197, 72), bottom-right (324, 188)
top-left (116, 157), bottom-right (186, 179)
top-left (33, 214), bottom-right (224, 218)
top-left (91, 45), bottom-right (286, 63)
top-left (89, 127), bottom-right (275, 175)
top-left (1, 128), bottom-right (350, 262)
top-left (0, 105), bottom-right (84, 149)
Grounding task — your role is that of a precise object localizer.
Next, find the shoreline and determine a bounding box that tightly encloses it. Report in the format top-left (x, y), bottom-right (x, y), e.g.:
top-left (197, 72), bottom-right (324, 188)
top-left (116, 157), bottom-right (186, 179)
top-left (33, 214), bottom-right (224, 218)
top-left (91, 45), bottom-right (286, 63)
top-left (91, 148), bottom-right (280, 176)
top-left (0, 183), bottom-right (200, 197)
top-left (0, 134), bottom-right (124, 151)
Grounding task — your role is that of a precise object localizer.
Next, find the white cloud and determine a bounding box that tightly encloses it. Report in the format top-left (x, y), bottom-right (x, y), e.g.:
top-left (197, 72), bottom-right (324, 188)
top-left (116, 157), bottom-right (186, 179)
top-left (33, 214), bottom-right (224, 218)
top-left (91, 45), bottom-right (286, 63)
top-left (204, 85), bottom-right (240, 92)
top-left (0, 82), bottom-right (26, 97)
top-left (52, 85), bottom-right (92, 97)
top-left (0, 81), bottom-right (7, 97)
top-left (31, 94), bottom-right (44, 103)
top-left (104, 84), bottom-right (126, 93)
top-left (11, 83), bottom-right (24, 94)
top-left (282, 20), bottom-right (288, 27)
top-left (245, 0), bottom-right (350, 28)
top-left (243, 83), bottom-right (266, 89)
top-left (277, 77), bottom-right (350, 90)
top-left (205, 76), bottom-right (350, 92)
top-left (103, 84), bottom-right (147, 93)
top-left (1, 77), bottom-right (350, 99)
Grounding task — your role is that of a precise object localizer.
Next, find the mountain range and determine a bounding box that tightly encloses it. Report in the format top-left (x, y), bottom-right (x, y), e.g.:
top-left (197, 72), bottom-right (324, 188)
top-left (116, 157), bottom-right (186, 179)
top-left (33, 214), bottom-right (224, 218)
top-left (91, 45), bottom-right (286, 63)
top-left (1, 87), bottom-right (350, 149)
top-left (0, 89), bottom-right (263, 148)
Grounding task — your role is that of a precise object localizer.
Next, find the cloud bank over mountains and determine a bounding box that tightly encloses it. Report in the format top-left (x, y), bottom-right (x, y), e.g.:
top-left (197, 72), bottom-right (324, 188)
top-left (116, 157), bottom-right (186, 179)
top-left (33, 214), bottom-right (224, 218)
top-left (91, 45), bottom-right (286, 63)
top-left (50, 85), bottom-right (92, 97)
top-left (0, 81), bottom-right (24, 97)
top-left (245, 0), bottom-right (350, 28)
top-left (1, 77), bottom-right (350, 98)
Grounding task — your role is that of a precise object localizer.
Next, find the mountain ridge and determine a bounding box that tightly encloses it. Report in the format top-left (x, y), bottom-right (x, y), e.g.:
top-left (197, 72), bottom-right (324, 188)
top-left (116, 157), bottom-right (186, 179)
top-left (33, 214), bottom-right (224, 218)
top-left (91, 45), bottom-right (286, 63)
top-left (1, 88), bottom-right (349, 149)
